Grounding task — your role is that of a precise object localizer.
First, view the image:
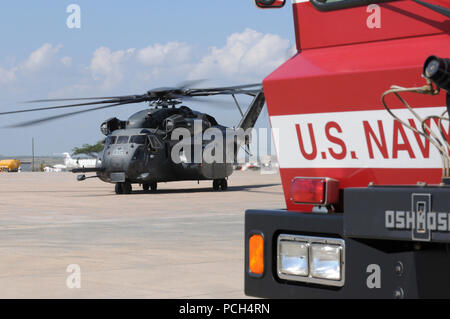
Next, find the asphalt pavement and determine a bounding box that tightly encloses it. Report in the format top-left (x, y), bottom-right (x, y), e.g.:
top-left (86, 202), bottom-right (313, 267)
top-left (0, 170), bottom-right (284, 298)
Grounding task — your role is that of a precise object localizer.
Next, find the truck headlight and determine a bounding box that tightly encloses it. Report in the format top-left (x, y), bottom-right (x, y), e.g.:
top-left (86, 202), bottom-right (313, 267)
top-left (279, 240), bottom-right (308, 276)
top-left (277, 234), bottom-right (345, 287)
top-left (310, 244), bottom-right (342, 281)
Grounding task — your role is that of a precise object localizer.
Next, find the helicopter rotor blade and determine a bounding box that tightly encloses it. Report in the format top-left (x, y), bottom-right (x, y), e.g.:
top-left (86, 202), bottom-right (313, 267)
top-left (0, 95), bottom-right (148, 116)
top-left (25, 96), bottom-right (138, 103)
top-left (145, 83), bottom-right (262, 99)
top-left (184, 84), bottom-right (262, 98)
top-left (179, 96), bottom-right (238, 108)
top-left (189, 83), bottom-right (261, 91)
top-left (4, 98), bottom-right (145, 128)
top-left (186, 83), bottom-right (262, 94)
top-left (187, 89), bottom-right (262, 98)
top-left (145, 80), bottom-right (208, 96)
top-left (174, 79), bottom-right (208, 90)
top-left (17, 83), bottom-right (263, 113)
top-left (0, 82), bottom-right (263, 128)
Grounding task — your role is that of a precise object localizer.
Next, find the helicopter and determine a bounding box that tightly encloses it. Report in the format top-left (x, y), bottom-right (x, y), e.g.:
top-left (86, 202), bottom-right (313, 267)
top-left (0, 83), bottom-right (265, 194)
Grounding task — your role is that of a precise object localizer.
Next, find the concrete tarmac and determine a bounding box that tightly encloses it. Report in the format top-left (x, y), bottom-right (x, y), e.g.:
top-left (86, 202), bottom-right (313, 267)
top-left (0, 170), bottom-right (284, 298)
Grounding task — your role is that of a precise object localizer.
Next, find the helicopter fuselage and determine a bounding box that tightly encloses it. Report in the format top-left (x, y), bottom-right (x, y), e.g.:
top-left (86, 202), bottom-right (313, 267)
top-left (96, 111), bottom-right (235, 186)
top-left (71, 90), bottom-right (265, 193)
top-left (1, 82), bottom-right (264, 193)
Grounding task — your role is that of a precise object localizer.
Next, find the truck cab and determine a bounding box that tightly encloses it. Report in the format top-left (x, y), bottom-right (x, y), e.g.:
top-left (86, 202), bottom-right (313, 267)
top-left (245, 0), bottom-right (449, 298)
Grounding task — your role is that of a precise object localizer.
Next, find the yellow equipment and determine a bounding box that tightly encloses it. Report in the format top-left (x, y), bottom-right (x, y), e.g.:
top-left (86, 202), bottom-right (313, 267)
top-left (0, 159), bottom-right (21, 172)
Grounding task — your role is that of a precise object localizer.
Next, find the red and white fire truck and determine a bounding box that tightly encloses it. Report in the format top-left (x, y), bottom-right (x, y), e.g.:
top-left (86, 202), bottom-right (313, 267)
top-left (245, 0), bottom-right (449, 298)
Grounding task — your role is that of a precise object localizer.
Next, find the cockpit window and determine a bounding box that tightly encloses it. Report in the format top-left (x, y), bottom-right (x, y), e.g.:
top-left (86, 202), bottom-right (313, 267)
top-left (145, 135), bottom-right (162, 152)
top-left (130, 135), bottom-right (147, 144)
top-left (149, 135), bottom-right (161, 149)
top-left (116, 136), bottom-right (129, 144)
top-left (106, 136), bottom-right (117, 145)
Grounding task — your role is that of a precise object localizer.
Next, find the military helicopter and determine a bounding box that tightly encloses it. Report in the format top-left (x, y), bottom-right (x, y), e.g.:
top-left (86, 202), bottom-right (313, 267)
top-left (0, 83), bottom-right (265, 194)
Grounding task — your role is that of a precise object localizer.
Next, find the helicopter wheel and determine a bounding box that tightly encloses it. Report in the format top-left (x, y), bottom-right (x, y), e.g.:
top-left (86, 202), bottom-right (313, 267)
top-left (220, 179), bottom-right (228, 191)
top-left (122, 182), bottom-right (132, 194)
top-left (212, 179), bottom-right (220, 191)
top-left (115, 182), bottom-right (132, 195)
top-left (115, 183), bottom-right (123, 195)
top-left (150, 182), bottom-right (157, 192)
top-left (142, 183), bottom-right (150, 192)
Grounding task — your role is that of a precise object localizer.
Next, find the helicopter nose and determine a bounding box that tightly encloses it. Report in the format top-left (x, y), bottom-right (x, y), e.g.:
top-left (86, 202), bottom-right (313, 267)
top-left (103, 146), bottom-right (131, 172)
top-left (110, 157), bottom-right (125, 170)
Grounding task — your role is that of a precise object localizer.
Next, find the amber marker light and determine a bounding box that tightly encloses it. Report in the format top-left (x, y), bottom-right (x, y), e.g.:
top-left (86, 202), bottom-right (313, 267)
top-left (249, 234), bottom-right (264, 275)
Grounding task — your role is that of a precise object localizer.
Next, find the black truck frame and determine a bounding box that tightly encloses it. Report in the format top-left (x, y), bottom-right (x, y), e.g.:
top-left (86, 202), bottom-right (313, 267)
top-left (245, 185), bottom-right (450, 298)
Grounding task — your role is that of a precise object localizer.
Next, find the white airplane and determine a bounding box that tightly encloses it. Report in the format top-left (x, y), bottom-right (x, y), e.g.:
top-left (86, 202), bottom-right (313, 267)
top-left (62, 152), bottom-right (98, 170)
top-left (43, 153), bottom-right (98, 173)
top-left (44, 166), bottom-right (63, 172)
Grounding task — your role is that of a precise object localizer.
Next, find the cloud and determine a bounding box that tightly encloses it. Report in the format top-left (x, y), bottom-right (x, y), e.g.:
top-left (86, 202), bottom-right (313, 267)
top-left (89, 47), bottom-right (135, 89)
top-left (61, 56), bottom-right (72, 67)
top-left (0, 43), bottom-right (66, 86)
top-left (21, 43), bottom-right (62, 72)
top-left (0, 29), bottom-right (294, 156)
top-left (0, 28), bottom-right (294, 95)
top-left (189, 28), bottom-right (293, 82)
top-left (0, 66), bottom-right (16, 84)
top-left (137, 42), bottom-right (192, 67)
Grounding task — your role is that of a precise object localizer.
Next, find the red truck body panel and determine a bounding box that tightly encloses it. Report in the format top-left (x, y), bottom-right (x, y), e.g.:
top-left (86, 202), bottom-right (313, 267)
top-left (294, 0), bottom-right (449, 50)
top-left (264, 0), bottom-right (450, 211)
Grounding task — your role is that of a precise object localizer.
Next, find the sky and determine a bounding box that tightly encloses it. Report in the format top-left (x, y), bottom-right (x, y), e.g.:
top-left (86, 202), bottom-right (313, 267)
top-left (0, 0), bottom-right (295, 156)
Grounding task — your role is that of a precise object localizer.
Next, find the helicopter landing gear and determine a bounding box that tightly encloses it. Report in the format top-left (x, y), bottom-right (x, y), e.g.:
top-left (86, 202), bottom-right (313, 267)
top-left (220, 179), bottom-right (228, 191)
top-left (143, 182), bottom-right (157, 192)
top-left (115, 183), bottom-right (123, 194)
top-left (213, 178), bottom-right (228, 191)
top-left (115, 182), bottom-right (132, 195)
top-left (123, 182), bottom-right (132, 194)
top-left (213, 179), bottom-right (220, 191)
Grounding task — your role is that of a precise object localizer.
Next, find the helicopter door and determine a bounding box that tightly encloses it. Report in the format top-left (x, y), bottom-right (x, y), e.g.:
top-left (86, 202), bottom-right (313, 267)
top-left (144, 135), bottom-right (164, 172)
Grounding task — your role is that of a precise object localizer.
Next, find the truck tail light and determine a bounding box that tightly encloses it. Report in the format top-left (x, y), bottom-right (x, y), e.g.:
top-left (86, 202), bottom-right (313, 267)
top-left (290, 177), bottom-right (339, 205)
top-left (249, 234), bottom-right (264, 275)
